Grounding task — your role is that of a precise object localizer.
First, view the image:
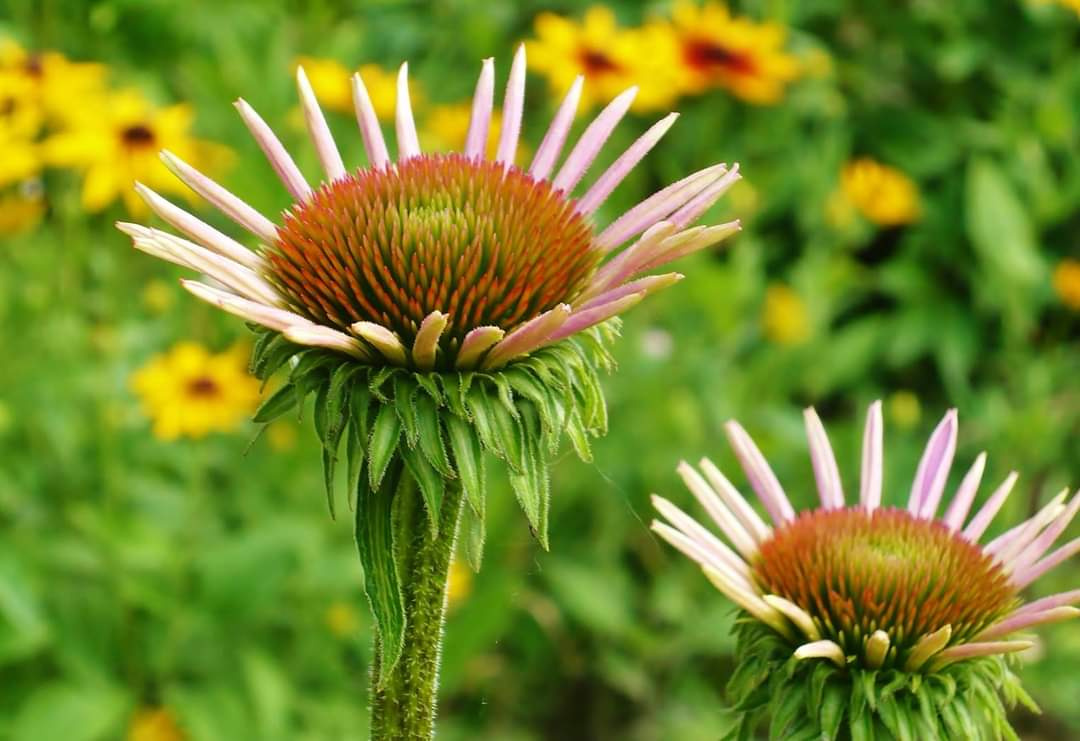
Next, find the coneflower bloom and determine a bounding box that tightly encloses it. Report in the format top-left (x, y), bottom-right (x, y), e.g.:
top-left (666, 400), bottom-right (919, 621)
top-left (653, 402), bottom-right (1078, 738)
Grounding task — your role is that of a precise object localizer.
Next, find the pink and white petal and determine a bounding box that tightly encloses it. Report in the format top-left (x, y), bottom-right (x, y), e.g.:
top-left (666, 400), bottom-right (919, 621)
top-left (942, 452), bottom-right (987, 532)
top-left (700, 565), bottom-right (794, 641)
top-left (698, 457), bottom-right (772, 544)
top-left (352, 73), bottom-right (390, 169)
top-left (234, 98), bottom-right (311, 201)
top-left (723, 421), bottom-right (796, 525)
top-left (284, 324), bottom-right (371, 360)
top-left (455, 326), bottom-right (505, 370)
top-left (962, 472), bottom-right (1019, 543)
top-left (1010, 490), bottom-right (1080, 575)
top-left (410, 311), bottom-right (449, 371)
top-left (907, 409), bottom-right (958, 519)
top-left (793, 640), bottom-right (846, 668)
top-left (552, 86), bottom-right (638, 195)
top-left (668, 165), bottom-right (741, 228)
top-left (804, 407), bottom-right (845, 509)
top-left (350, 321), bottom-right (408, 366)
top-left (929, 640), bottom-right (1034, 671)
top-left (296, 66), bottom-right (346, 181)
top-left (635, 220), bottom-right (741, 274)
top-left (133, 183), bottom-right (263, 270)
top-left (395, 63), bottom-right (421, 161)
top-left (675, 462), bottom-right (758, 560)
top-left (584, 221), bottom-right (679, 299)
top-left (859, 401), bottom-right (884, 511)
top-left (762, 595), bottom-right (820, 641)
top-left (594, 164), bottom-right (727, 253)
top-left (986, 489), bottom-right (1068, 560)
top-left (1013, 536), bottom-right (1080, 590)
top-left (545, 293), bottom-right (643, 344)
top-left (650, 521), bottom-right (754, 593)
top-left (160, 150), bottom-right (278, 244)
top-left (495, 45), bottom-right (526, 168)
top-left (180, 279), bottom-right (311, 334)
top-left (651, 494), bottom-right (751, 577)
top-left (978, 606), bottom-right (1080, 641)
top-left (464, 58), bottom-right (494, 160)
top-left (481, 304), bottom-right (572, 370)
top-left (1013, 589), bottom-right (1080, 617)
top-left (576, 273), bottom-right (681, 313)
top-left (577, 112), bottom-right (679, 216)
top-left (528, 75), bottom-right (584, 181)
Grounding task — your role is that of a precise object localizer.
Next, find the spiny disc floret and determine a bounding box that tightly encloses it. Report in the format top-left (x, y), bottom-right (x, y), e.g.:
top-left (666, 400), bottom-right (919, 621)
top-left (269, 154), bottom-right (598, 357)
top-left (753, 507), bottom-right (1018, 669)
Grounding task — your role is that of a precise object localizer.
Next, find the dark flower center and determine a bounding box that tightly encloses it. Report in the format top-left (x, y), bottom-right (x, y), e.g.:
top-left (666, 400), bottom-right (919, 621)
top-left (186, 376), bottom-right (221, 398)
top-left (23, 55), bottom-right (44, 78)
top-left (578, 49), bottom-right (622, 76)
top-left (269, 154), bottom-right (598, 355)
top-left (682, 39), bottom-right (758, 77)
top-left (121, 124), bottom-right (157, 147)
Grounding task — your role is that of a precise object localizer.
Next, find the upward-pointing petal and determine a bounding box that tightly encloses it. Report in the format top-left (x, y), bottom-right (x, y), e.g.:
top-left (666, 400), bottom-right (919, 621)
top-left (577, 112), bottom-right (679, 216)
top-left (464, 58), bottom-right (494, 160)
top-left (859, 401), bottom-right (884, 511)
top-left (352, 72), bottom-right (390, 169)
top-left (495, 45), bottom-right (526, 168)
top-left (723, 421), bottom-right (795, 525)
top-left (552, 86), bottom-right (638, 195)
top-left (804, 407), bottom-right (845, 509)
top-left (395, 63), bottom-right (420, 161)
top-left (908, 409), bottom-right (958, 519)
top-left (529, 75), bottom-right (583, 181)
top-left (234, 98), bottom-right (311, 201)
top-left (296, 65), bottom-right (346, 182)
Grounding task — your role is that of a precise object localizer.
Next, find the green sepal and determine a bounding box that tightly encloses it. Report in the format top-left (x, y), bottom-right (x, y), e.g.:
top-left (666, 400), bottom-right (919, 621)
top-left (400, 444), bottom-right (444, 536)
top-left (460, 497), bottom-right (485, 572)
top-left (393, 375), bottom-right (420, 447)
top-left (368, 403), bottom-right (402, 490)
top-left (253, 383), bottom-right (298, 423)
top-left (446, 414), bottom-right (485, 518)
top-left (413, 392), bottom-right (454, 477)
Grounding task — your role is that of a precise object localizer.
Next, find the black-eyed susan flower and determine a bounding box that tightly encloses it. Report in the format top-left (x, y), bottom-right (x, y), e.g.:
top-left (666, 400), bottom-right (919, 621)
top-left (841, 157), bottom-right (922, 227)
top-left (653, 402), bottom-right (1079, 739)
top-left (130, 342), bottom-right (260, 440)
top-left (662, 1), bottom-right (801, 105)
top-left (43, 89), bottom-right (229, 214)
top-left (0, 38), bottom-right (107, 125)
top-left (527, 6), bottom-right (680, 113)
top-left (117, 48), bottom-right (739, 739)
top-left (1052, 258), bottom-right (1080, 311)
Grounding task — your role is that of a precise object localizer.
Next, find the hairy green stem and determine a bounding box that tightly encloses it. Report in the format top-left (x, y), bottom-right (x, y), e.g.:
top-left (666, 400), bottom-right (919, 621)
top-left (369, 478), bottom-right (464, 741)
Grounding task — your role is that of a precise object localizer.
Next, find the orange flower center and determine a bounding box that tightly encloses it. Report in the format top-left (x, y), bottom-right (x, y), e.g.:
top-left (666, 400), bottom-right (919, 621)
top-left (682, 39), bottom-right (758, 77)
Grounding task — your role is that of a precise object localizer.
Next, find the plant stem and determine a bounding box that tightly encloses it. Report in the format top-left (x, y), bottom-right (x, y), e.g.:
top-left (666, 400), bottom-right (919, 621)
top-left (369, 478), bottom-right (464, 741)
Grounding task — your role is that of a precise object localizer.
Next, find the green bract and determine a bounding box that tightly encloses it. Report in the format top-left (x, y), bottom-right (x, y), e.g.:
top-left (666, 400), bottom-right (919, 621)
top-left (248, 320), bottom-right (617, 680)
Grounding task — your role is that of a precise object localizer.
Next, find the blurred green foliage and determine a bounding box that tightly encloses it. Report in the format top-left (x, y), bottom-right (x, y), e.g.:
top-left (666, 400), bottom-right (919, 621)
top-left (1, 1), bottom-right (1079, 739)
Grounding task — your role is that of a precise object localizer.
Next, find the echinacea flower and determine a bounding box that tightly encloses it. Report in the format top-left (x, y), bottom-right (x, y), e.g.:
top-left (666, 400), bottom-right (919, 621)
top-left (841, 157), bottom-right (921, 227)
top-left (653, 402), bottom-right (1078, 739)
top-left (662, 1), bottom-right (801, 105)
top-left (130, 342), bottom-right (260, 440)
top-left (116, 47), bottom-right (739, 740)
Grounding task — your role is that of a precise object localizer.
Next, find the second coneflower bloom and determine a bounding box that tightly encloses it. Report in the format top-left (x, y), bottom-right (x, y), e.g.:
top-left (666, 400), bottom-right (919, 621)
top-left (653, 402), bottom-right (1078, 739)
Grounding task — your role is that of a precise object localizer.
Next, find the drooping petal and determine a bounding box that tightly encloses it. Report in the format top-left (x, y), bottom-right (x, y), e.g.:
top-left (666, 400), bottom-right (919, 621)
top-left (986, 489), bottom-right (1068, 560)
top-left (552, 86), bottom-right (638, 194)
top-left (700, 564), bottom-right (794, 641)
top-left (804, 407), bottom-right (844, 509)
top-left (651, 494), bottom-right (751, 577)
top-left (576, 273), bottom-right (681, 313)
top-left (351, 321), bottom-right (408, 366)
top-left (724, 421), bottom-right (796, 524)
top-left (529, 75), bottom-right (583, 181)
top-left (464, 58), bottom-right (494, 160)
top-left (698, 457), bottom-right (772, 544)
top-left (859, 400), bottom-right (884, 511)
top-left (908, 409), bottom-right (958, 519)
top-left (928, 640), bottom-right (1033, 671)
top-left (962, 472), bottom-right (1019, 542)
top-left (352, 72), bottom-right (390, 169)
top-left (1013, 536), bottom-right (1080, 590)
top-left (180, 279), bottom-right (311, 334)
top-left (635, 221), bottom-right (741, 274)
top-left (1010, 490), bottom-right (1080, 575)
top-left (410, 311), bottom-right (449, 370)
top-left (454, 326), bottom-right (505, 370)
top-left (577, 112), bottom-right (679, 216)
top-left (902, 624), bottom-right (952, 672)
top-left (160, 150), bottom-right (278, 244)
top-left (495, 45), bottom-right (525, 168)
top-left (650, 521), bottom-right (754, 592)
top-left (762, 594), bottom-right (820, 641)
top-left (395, 63), bottom-right (420, 161)
top-left (942, 452), bottom-right (987, 531)
top-left (676, 462), bottom-right (758, 560)
top-left (234, 98), bottom-right (311, 200)
top-left (545, 293), bottom-right (643, 344)
top-left (1012, 589), bottom-right (1080, 617)
top-left (480, 304), bottom-right (571, 369)
top-left (585, 221), bottom-right (679, 297)
top-left (296, 66), bottom-right (346, 182)
top-left (977, 606), bottom-right (1080, 641)
top-left (668, 165), bottom-right (741, 227)
top-left (284, 324), bottom-right (370, 360)
top-left (793, 640), bottom-right (846, 668)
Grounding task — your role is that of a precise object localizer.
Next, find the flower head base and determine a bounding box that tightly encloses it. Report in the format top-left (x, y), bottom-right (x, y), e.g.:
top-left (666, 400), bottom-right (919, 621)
top-left (653, 402), bottom-right (1079, 738)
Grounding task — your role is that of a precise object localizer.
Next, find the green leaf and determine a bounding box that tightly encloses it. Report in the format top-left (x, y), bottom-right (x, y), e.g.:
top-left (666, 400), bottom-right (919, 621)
top-left (460, 496), bottom-right (485, 572)
top-left (253, 383), bottom-right (298, 423)
top-left (393, 375), bottom-right (419, 446)
top-left (446, 414), bottom-right (485, 517)
top-left (509, 435), bottom-right (547, 547)
top-left (251, 332), bottom-right (299, 381)
top-left (413, 392), bottom-right (453, 477)
top-left (368, 403), bottom-right (402, 490)
top-left (354, 464), bottom-right (405, 686)
top-left (412, 372), bottom-right (442, 404)
top-left (820, 683), bottom-right (846, 741)
top-left (965, 157), bottom-right (1045, 287)
top-left (768, 678), bottom-right (805, 739)
top-left (487, 391), bottom-right (526, 471)
top-left (877, 696), bottom-right (914, 741)
top-left (565, 410), bottom-right (593, 462)
top-left (12, 682), bottom-right (130, 741)
top-left (400, 444), bottom-right (444, 535)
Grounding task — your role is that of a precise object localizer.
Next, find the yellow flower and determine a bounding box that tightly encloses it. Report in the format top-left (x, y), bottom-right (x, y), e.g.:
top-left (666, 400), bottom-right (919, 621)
top-left (762, 283), bottom-right (810, 345)
top-left (127, 707), bottom-right (184, 741)
top-left (0, 185), bottom-right (44, 234)
top-left (841, 158), bottom-right (921, 227)
top-left (1053, 258), bottom-right (1080, 310)
top-left (526, 6), bottom-right (680, 113)
top-left (141, 278), bottom-right (176, 315)
top-left (325, 601), bottom-right (360, 638)
top-left (296, 57), bottom-right (407, 120)
top-left (663, 1), bottom-right (801, 104)
top-left (420, 103), bottom-right (529, 163)
top-left (887, 390), bottom-right (922, 430)
top-left (130, 342), bottom-right (260, 440)
top-left (446, 558), bottom-right (472, 612)
top-left (42, 89), bottom-right (230, 215)
top-left (0, 73), bottom-right (42, 187)
top-left (0, 38), bottom-right (108, 125)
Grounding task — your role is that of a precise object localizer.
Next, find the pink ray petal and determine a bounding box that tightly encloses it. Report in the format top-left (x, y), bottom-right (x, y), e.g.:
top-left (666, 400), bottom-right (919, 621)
top-left (160, 150), bottom-right (278, 244)
top-left (410, 311), bottom-right (448, 371)
top-left (700, 565), bottom-right (794, 641)
top-left (528, 75), bottom-right (583, 181)
top-left (584, 221), bottom-right (679, 298)
top-left (576, 273), bottom-right (681, 313)
top-left (723, 421), bottom-right (796, 525)
top-left (668, 165), bottom-right (741, 228)
top-left (651, 494), bottom-right (751, 577)
top-left (804, 407), bottom-right (845, 509)
top-left (284, 324), bottom-right (370, 360)
top-left (495, 45), bottom-right (526, 168)
top-left (676, 462), bottom-right (759, 560)
top-left (1014, 536), bottom-right (1080, 590)
top-left (296, 65), bottom-right (346, 182)
top-left (234, 98), bottom-right (311, 201)
top-left (650, 521), bottom-right (753, 592)
top-left (636, 220), bottom-right (741, 274)
top-left (350, 321), bottom-right (408, 366)
top-left (930, 641), bottom-right (1033, 671)
top-left (545, 293), bottom-right (643, 344)
top-left (698, 457), bottom-right (772, 544)
top-left (962, 472), bottom-right (1018, 543)
top-left (1013, 589), bottom-right (1080, 617)
top-left (859, 401), bottom-right (884, 511)
top-left (180, 279), bottom-right (311, 334)
top-left (942, 452), bottom-right (987, 531)
top-left (395, 63), bottom-right (420, 161)
top-left (464, 58), bottom-right (494, 160)
top-left (907, 409), bottom-right (958, 519)
top-left (1011, 490), bottom-right (1080, 575)
top-left (986, 490), bottom-right (1067, 559)
top-left (352, 72), bottom-right (390, 169)
top-left (577, 112), bottom-right (679, 216)
top-left (455, 326), bottom-right (505, 370)
top-left (903, 625), bottom-right (953, 672)
top-left (978, 606), bottom-right (1080, 641)
top-left (551, 86), bottom-right (638, 195)
top-left (481, 304), bottom-right (571, 369)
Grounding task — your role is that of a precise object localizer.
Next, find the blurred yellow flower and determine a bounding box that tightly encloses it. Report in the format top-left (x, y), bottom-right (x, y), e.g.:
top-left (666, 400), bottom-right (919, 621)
top-left (130, 342), bottom-right (260, 441)
top-left (42, 89), bottom-right (230, 215)
top-left (527, 6), bottom-right (680, 113)
top-left (1052, 258), bottom-right (1080, 310)
top-left (0, 73), bottom-right (42, 187)
top-left (887, 390), bottom-right (922, 430)
top-left (446, 558), bottom-right (472, 612)
top-left (421, 103), bottom-right (528, 163)
top-left (0, 185), bottom-right (44, 234)
top-left (325, 601), bottom-right (360, 638)
top-left (266, 419), bottom-right (298, 452)
top-left (841, 158), bottom-right (921, 227)
top-left (663, 1), bottom-right (801, 104)
top-left (296, 57), bottom-right (406, 121)
top-left (141, 278), bottom-right (176, 315)
top-left (127, 706), bottom-right (184, 741)
top-left (762, 283), bottom-right (810, 345)
top-left (0, 38), bottom-right (107, 124)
